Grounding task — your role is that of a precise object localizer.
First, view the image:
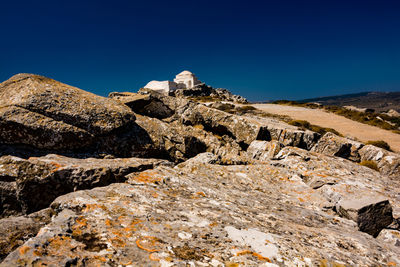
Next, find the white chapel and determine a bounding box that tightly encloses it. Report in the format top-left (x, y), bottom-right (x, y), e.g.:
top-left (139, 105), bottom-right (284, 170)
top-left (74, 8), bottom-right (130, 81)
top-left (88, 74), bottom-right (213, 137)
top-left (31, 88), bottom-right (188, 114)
top-left (144, 70), bottom-right (202, 94)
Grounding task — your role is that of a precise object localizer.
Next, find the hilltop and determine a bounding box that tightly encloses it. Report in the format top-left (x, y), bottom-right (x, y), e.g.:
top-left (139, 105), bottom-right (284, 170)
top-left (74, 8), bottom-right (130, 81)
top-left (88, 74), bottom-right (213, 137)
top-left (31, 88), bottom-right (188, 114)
top-left (0, 74), bottom-right (399, 266)
top-left (300, 91), bottom-right (400, 112)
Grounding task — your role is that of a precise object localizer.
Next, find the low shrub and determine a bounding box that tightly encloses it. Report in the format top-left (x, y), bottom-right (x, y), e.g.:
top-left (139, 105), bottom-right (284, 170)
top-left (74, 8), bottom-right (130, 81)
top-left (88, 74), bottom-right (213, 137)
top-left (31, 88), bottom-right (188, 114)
top-left (288, 120), bottom-right (311, 128)
top-left (235, 105), bottom-right (257, 112)
top-left (288, 120), bottom-right (342, 136)
top-left (359, 160), bottom-right (379, 171)
top-left (366, 140), bottom-right (392, 151)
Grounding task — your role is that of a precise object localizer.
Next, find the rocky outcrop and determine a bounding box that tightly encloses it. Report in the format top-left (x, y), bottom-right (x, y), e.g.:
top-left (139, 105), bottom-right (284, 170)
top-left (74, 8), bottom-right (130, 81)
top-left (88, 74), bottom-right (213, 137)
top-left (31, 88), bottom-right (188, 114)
top-left (359, 145), bottom-right (400, 177)
top-left (0, 154), bottom-right (168, 217)
top-left (247, 140), bottom-right (283, 160)
top-left (0, 208), bottom-right (53, 261)
top-left (109, 92), bottom-right (174, 119)
top-left (135, 115), bottom-right (245, 162)
top-left (172, 84), bottom-right (248, 103)
top-left (311, 132), bottom-right (364, 161)
top-left (3, 154), bottom-right (400, 266)
top-left (179, 103), bottom-right (266, 148)
top-left (0, 74), bottom-right (151, 157)
top-left (336, 197), bottom-right (393, 237)
top-left (2, 74), bottom-right (400, 265)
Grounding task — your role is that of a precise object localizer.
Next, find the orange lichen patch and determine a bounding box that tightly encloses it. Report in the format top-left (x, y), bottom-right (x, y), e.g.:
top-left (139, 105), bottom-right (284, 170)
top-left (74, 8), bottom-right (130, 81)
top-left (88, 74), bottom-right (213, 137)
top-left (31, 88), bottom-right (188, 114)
top-left (209, 221), bottom-right (218, 227)
top-left (298, 197), bottom-right (305, 202)
top-left (75, 216), bottom-right (88, 226)
top-left (49, 161), bottom-right (64, 173)
top-left (132, 171), bottom-right (163, 184)
top-left (82, 204), bottom-right (108, 213)
top-left (46, 235), bottom-right (73, 252)
top-left (151, 191), bottom-right (159, 198)
top-left (110, 237), bottom-right (126, 248)
top-left (149, 253), bottom-right (161, 261)
top-left (33, 249), bottom-right (43, 257)
top-left (18, 245), bottom-right (30, 255)
top-left (94, 256), bottom-right (108, 262)
top-left (196, 191), bottom-right (206, 197)
top-left (387, 262), bottom-right (397, 266)
top-left (136, 236), bottom-right (163, 252)
top-left (235, 250), bottom-right (271, 262)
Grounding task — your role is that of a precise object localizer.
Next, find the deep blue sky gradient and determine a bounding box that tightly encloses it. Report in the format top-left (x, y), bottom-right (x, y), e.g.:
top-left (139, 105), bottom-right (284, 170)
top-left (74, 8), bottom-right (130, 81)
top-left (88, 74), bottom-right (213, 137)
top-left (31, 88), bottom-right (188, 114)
top-left (1, 0), bottom-right (399, 101)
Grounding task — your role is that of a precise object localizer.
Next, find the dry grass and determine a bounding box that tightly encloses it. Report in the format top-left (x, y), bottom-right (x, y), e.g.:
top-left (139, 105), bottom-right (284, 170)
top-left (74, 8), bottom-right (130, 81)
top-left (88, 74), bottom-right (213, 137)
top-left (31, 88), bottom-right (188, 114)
top-left (359, 160), bottom-right (379, 171)
top-left (366, 140), bottom-right (392, 151)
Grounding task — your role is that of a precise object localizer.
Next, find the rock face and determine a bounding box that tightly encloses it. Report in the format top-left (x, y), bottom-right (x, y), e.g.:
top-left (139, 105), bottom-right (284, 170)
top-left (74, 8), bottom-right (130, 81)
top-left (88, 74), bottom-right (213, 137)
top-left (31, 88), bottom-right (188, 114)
top-left (359, 145), bottom-right (400, 177)
top-left (109, 91), bottom-right (174, 119)
top-left (2, 154), bottom-right (400, 266)
top-left (2, 74), bottom-right (400, 265)
top-left (311, 132), bottom-right (364, 161)
top-left (0, 154), bottom-right (168, 218)
top-left (0, 208), bottom-right (52, 261)
top-left (247, 140), bottom-right (283, 160)
top-left (336, 197), bottom-right (393, 237)
top-left (0, 74), bottom-right (150, 157)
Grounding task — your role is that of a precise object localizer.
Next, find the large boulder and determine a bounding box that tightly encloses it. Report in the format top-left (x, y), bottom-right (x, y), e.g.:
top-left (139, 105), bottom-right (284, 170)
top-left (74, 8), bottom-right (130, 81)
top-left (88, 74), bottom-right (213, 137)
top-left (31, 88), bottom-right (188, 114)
top-left (109, 92), bottom-right (174, 119)
top-left (247, 140), bottom-right (284, 161)
top-left (0, 74), bottom-right (147, 156)
top-left (311, 132), bottom-right (364, 161)
top-left (0, 154), bottom-right (168, 217)
top-left (180, 103), bottom-right (320, 150)
top-left (336, 197), bottom-right (393, 237)
top-left (135, 114), bottom-right (245, 162)
top-left (359, 145), bottom-right (400, 177)
top-left (179, 104), bottom-right (269, 148)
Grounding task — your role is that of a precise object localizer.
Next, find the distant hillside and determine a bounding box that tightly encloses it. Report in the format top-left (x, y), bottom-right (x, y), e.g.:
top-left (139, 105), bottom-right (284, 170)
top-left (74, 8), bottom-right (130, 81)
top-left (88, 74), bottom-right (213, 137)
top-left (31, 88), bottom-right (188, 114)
top-left (299, 91), bottom-right (400, 112)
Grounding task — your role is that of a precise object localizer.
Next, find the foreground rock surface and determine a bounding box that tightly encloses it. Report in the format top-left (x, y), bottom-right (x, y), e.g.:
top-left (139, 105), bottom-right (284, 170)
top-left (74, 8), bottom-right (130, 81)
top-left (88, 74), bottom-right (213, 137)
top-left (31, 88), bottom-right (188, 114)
top-left (0, 154), bottom-right (168, 218)
top-left (2, 150), bottom-right (400, 266)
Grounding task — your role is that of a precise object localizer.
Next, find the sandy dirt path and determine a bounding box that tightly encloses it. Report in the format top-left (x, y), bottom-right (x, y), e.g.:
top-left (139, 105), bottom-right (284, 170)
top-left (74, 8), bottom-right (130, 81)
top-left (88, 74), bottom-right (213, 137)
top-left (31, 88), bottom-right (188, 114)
top-left (252, 104), bottom-right (400, 152)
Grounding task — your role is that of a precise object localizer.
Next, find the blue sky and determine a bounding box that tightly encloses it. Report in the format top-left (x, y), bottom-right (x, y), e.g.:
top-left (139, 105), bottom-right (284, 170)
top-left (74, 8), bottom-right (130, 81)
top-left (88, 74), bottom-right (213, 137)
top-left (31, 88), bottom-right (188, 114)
top-left (1, 0), bottom-right (399, 101)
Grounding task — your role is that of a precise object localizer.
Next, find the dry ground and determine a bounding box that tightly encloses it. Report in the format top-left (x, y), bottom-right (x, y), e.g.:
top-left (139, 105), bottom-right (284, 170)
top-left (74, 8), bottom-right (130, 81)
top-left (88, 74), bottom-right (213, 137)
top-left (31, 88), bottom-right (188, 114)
top-left (252, 104), bottom-right (400, 152)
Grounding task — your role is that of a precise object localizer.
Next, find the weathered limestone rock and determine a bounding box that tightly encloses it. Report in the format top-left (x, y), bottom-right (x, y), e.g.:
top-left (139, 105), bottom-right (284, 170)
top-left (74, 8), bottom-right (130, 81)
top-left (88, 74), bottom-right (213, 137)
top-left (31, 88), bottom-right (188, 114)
top-left (0, 208), bottom-right (52, 261)
top-left (135, 114), bottom-right (245, 162)
top-left (262, 122), bottom-right (320, 150)
top-left (377, 229), bottom-right (400, 247)
top-left (2, 73), bottom-right (400, 265)
top-left (0, 154), bottom-right (168, 217)
top-left (359, 145), bottom-right (400, 177)
top-left (109, 92), bottom-right (174, 119)
top-left (180, 104), bottom-right (269, 147)
top-left (311, 132), bottom-right (364, 161)
top-left (3, 162), bottom-right (400, 265)
top-left (336, 197), bottom-right (393, 237)
top-left (0, 74), bottom-right (134, 136)
top-left (0, 74), bottom-right (150, 156)
top-left (247, 140), bottom-right (283, 161)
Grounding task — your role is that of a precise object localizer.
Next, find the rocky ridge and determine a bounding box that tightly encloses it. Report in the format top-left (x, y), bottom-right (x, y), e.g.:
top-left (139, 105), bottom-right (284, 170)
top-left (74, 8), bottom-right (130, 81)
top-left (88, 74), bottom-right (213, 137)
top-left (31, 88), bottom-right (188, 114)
top-left (0, 74), bottom-right (400, 266)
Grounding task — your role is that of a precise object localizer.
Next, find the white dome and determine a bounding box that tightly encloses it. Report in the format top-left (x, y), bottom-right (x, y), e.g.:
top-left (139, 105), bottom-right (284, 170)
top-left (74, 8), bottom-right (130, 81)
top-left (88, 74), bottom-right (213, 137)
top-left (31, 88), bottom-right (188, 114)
top-left (177, 70), bottom-right (193, 75)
